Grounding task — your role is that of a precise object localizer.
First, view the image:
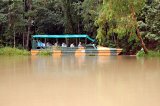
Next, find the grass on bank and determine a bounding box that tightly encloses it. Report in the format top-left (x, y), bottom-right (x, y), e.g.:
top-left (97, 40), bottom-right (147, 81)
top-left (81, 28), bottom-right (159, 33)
top-left (38, 49), bottom-right (52, 56)
top-left (136, 50), bottom-right (160, 57)
top-left (0, 47), bottom-right (30, 56)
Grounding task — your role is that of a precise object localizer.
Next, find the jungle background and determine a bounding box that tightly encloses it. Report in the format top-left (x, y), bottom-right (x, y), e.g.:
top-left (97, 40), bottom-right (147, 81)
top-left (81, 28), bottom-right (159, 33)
top-left (0, 0), bottom-right (159, 55)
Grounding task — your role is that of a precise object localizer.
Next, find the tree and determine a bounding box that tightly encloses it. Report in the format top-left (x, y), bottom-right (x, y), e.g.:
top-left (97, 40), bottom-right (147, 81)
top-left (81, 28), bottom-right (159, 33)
top-left (96, 0), bottom-right (149, 53)
top-left (25, 0), bottom-right (32, 50)
top-left (0, 0), bottom-right (26, 48)
top-left (138, 0), bottom-right (160, 50)
top-left (60, 0), bottom-right (75, 34)
top-left (10, 1), bottom-right (26, 48)
top-left (0, 0), bottom-right (159, 53)
top-left (82, 0), bottom-right (101, 36)
top-left (34, 0), bottom-right (64, 34)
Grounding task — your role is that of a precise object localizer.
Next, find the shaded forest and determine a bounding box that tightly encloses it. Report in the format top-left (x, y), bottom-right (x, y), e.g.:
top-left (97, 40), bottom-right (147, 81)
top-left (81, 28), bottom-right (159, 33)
top-left (0, 0), bottom-right (159, 54)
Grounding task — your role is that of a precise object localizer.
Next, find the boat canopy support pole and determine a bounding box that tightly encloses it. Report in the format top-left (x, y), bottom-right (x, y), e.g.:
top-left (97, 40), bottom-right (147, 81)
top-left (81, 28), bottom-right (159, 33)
top-left (85, 38), bottom-right (87, 44)
top-left (45, 38), bottom-right (46, 45)
top-left (76, 38), bottom-right (78, 46)
top-left (56, 38), bottom-right (58, 43)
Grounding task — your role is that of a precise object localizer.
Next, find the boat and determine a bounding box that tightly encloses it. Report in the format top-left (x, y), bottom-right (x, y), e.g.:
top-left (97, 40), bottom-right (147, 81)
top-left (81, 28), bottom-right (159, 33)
top-left (31, 34), bottom-right (122, 56)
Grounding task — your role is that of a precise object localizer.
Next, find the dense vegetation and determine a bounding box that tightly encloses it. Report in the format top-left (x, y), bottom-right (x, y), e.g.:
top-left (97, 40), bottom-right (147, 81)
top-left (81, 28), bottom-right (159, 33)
top-left (137, 50), bottom-right (160, 57)
top-left (0, 0), bottom-right (159, 55)
top-left (0, 47), bottom-right (30, 55)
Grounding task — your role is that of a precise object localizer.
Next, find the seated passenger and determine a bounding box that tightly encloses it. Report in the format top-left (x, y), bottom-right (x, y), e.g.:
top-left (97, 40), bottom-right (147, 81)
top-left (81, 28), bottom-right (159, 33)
top-left (54, 42), bottom-right (58, 47)
top-left (64, 44), bottom-right (67, 47)
top-left (78, 42), bottom-right (82, 48)
top-left (70, 43), bottom-right (75, 48)
top-left (42, 42), bottom-right (45, 49)
top-left (61, 42), bottom-right (66, 47)
top-left (62, 43), bottom-right (65, 47)
top-left (46, 42), bottom-right (51, 47)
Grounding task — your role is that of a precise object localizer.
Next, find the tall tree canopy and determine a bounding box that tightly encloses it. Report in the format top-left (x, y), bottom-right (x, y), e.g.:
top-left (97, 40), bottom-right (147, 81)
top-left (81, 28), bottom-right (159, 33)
top-left (0, 0), bottom-right (159, 54)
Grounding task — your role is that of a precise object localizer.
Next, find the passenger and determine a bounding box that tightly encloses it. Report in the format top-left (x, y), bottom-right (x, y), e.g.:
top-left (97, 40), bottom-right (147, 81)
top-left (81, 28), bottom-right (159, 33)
top-left (78, 42), bottom-right (82, 48)
top-left (61, 42), bottom-right (66, 47)
top-left (54, 42), bottom-right (58, 47)
top-left (46, 42), bottom-right (50, 47)
top-left (70, 43), bottom-right (75, 48)
top-left (42, 42), bottom-right (45, 49)
top-left (64, 44), bottom-right (67, 47)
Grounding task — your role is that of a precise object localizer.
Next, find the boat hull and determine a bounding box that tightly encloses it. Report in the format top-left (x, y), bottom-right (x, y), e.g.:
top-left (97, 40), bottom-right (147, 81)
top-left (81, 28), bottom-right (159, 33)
top-left (31, 48), bottom-right (122, 56)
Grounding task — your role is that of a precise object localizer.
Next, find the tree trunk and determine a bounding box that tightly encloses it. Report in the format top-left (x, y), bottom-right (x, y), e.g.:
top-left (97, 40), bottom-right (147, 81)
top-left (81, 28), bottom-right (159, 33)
top-left (77, 21), bottom-right (80, 34)
top-left (13, 29), bottom-right (16, 48)
top-left (62, 0), bottom-right (74, 34)
top-left (8, 0), bottom-right (12, 29)
top-left (23, 32), bottom-right (25, 49)
top-left (130, 4), bottom-right (149, 54)
top-left (136, 27), bottom-right (149, 54)
top-left (26, 17), bottom-right (31, 49)
top-left (26, 0), bottom-right (32, 50)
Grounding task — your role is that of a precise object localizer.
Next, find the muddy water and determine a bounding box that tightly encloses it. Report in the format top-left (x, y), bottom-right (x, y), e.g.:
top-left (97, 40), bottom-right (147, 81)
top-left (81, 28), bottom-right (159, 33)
top-left (0, 56), bottom-right (160, 106)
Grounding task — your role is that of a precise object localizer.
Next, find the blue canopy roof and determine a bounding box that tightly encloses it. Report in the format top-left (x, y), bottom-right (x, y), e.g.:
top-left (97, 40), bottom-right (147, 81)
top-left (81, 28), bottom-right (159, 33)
top-left (32, 34), bottom-right (95, 42)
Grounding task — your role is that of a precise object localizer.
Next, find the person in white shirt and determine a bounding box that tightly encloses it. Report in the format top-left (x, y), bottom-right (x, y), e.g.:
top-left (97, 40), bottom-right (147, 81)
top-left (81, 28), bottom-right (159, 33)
top-left (42, 42), bottom-right (45, 48)
top-left (62, 42), bottom-right (65, 47)
top-left (46, 42), bottom-right (51, 47)
top-left (64, 43), bottom-right (67, 47)
top-left (78, 42), bottom-right (82, 48)
top-left (70, 43), bottom-right (75, 47)
top-left (54, 42), bottom-right (58, 47)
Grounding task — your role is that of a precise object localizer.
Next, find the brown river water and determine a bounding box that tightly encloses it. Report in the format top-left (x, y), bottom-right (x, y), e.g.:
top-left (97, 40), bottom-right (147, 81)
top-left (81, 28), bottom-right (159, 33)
top-left (0, 56), bottom-right (160, 106)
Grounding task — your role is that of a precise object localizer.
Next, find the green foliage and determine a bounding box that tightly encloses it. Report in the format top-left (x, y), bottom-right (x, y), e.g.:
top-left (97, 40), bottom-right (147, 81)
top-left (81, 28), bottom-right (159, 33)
top-left (82, 0), bottom-right (100, 34)
top-left (96, 0), bottom-right (146, 46)
top-left (0, 0), bottom-right (159, 55)
top-left (33, 0), bottom-right (64, 34)
top-left (96, 27), bottom-right (106, 46)
top-left (137, 50), bottom-right (160, 57)
top-left (0, 47), bottom-right (30, 56)
top-left (138, 1), bottom-right (160, 41)
top-left (0, 13), bottom-right (7, 23)
top-left (38, 50), bottom-right (52, 56)
top-left (137, 0), bottom-right (160, 51)
top-left (0, 0), bottom-right (27, 47)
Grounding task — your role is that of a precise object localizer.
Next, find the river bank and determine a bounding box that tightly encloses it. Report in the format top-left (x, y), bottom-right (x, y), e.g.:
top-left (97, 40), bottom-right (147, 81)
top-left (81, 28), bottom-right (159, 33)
top-left (136, 50), bottom-right (160, 57)
top-left (0, 47), bottom-right (30, 56)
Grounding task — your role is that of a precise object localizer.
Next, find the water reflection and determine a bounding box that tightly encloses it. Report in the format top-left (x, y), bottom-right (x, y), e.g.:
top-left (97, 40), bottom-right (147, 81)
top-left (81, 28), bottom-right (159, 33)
top-left (0, 56), bottom-right (160, 106)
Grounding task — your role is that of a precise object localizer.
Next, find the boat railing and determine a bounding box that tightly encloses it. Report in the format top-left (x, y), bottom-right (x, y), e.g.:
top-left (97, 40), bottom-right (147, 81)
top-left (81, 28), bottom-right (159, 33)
top-left (36, 46), bottom-right (85, 51)
top-left (52, 47), bottom-right (81, 51)
top-left (34, 44), bottom-right (97, 51)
